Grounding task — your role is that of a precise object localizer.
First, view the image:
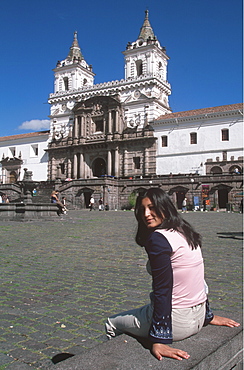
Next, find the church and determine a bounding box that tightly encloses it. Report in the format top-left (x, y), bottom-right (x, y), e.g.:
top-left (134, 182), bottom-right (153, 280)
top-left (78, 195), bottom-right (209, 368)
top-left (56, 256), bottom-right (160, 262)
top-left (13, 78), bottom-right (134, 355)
top-left (0, 11), bottom-right (242, 211)
top-left (47, 10), bottom-right (171, 181)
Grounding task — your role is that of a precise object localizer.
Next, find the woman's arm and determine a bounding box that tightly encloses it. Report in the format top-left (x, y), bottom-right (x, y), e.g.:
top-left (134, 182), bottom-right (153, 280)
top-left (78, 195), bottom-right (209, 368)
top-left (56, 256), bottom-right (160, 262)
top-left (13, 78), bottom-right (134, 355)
top-left (146, 232), bottom-right (173, 344)
top-left (146, 232), bottom-right (191, 361)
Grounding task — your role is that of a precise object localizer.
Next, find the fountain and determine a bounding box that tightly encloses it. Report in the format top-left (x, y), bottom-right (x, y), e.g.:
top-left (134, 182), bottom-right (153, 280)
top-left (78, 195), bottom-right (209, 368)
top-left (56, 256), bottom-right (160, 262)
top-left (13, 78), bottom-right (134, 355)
top-left (0, 169), bottom-right (59, 221)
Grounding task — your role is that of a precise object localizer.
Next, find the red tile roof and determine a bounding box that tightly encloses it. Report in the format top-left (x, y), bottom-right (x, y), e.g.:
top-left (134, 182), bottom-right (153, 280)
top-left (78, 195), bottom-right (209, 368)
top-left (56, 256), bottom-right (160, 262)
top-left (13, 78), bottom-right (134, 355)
top-left (156, 103), bottom-right (243, 121)
top-left (0, 130), bottom-right (50, 142)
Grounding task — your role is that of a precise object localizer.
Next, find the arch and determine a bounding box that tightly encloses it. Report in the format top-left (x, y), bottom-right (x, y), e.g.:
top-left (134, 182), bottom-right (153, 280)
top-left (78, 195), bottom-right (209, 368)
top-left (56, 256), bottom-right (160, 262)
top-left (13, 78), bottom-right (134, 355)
top-left (210, 166), bottom-right (222, 175)
top-left (135, 60), bottom-right (143, 76)
top-left (92, 158), bottom-right (106, 177)
top-left (133, 187), bottom-right (147, 196)
top-left (209, 184), bottom-right (232, 209)
top-left (229, 165), bottom-right (242, 174)
top-left (76, 187), bottom-right (94, 208)
top-left (63, 77), bottom-right (69, 91)
top-left (168, 186), bottom-right (189, 210)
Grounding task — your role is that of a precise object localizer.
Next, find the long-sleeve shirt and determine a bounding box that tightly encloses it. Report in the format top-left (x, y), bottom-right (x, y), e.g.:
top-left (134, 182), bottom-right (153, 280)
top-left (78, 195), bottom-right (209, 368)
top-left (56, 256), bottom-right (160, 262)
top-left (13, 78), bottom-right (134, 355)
top-left (145, 229), bottom-right (207, 344)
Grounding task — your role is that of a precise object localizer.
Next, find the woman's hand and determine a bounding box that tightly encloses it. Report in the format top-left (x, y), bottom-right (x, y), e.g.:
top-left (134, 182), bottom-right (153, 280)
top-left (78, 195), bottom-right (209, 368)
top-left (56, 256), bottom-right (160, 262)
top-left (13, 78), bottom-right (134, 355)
top-left (151, 343), bottom-right (190, 361)
top-left (210, 315), bottom-right (240, 327)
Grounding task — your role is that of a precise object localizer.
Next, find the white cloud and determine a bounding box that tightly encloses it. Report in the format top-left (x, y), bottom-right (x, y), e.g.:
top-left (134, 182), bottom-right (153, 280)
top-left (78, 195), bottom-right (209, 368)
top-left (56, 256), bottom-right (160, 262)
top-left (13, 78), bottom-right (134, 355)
top-left (18, 119), bottom-right (50, 131)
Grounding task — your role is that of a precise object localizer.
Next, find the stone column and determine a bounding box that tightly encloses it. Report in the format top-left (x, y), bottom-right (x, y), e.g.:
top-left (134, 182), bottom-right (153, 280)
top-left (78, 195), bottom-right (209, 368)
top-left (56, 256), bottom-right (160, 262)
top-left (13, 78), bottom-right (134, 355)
top-left (81, 116), bottom-right (85, 137)
top-left (73, 117), bottom-right (78, 138)
top-left (114, 148), bottom-right (119, 177)
top-left (51, 157), bottom-right (56, 180)
top-left (67, 158), bottom-right (72, 178)
top-left (115, 110), bottom-right (119, 132)
top-left (103, 117), bottom-right (106, 133)
top-left (144, 148), bottom-right (149, 176)
top-left (108, 110), bottom-right (112, 133)
top-left (123, 149), bottom-right (128, 177)
top-left (79, 152), bottom-right (84, 178)
top-left (73, 153), bottom-right (78, 179)
top-left (107, 150), bottom-right (112, 176)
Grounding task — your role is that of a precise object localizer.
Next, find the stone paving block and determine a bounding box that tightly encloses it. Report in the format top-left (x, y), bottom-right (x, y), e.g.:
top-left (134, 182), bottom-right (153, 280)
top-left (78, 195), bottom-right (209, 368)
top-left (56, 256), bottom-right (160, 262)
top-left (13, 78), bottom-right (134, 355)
top-left (0, 352), bottom-right (14, 366)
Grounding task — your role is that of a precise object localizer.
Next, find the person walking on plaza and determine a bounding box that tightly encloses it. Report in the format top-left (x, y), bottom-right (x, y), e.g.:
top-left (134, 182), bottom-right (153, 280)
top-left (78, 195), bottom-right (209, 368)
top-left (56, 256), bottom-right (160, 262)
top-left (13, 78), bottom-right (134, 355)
top-left (89, 196), bottom-right (95, 211)
top-left (181, 197), bottom-right (187, 213)
top-left (106, 188), bottom-right (240, 361)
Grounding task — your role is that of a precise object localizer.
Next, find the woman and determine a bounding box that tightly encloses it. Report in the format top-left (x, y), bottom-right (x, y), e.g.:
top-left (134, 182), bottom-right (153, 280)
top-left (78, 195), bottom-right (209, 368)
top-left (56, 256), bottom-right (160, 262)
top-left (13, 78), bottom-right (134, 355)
top-left (105, 188), bottom-right (239, 361)
top-left (51, 190), bottom-right (64, 215)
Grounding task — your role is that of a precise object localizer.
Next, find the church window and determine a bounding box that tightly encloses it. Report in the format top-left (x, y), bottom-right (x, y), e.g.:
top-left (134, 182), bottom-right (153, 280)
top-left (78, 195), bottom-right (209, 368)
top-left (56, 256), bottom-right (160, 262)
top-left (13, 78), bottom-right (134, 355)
top-left (221, 129), bottom-right (229, 141)
top-left (190, 132), bottom-right (197, 144)
top-left (95, 120), bottom-right (103, 132)
top-left (135, 60), bottom-right (143, 76)
top-left (133, 157), bottom-right (140, 169)
top-left (83, 78), bottom-right (87, 85)
top-left (161, 136), bottom-right (168, 147)
top-left (60, 163), bottom-right (65, 175)
top-left (63, 77), bottom-right (69, 91)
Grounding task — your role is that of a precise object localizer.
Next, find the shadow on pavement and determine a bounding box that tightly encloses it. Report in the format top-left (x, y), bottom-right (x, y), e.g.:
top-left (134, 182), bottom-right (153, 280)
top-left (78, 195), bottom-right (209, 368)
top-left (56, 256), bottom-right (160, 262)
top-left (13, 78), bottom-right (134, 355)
top-left (217, 232), bottom-right (243, 240)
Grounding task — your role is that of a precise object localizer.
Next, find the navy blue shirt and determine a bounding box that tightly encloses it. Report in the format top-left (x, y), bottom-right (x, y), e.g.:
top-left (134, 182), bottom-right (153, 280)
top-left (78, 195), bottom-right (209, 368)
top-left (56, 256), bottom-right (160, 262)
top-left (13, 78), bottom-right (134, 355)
top-left (145, 231), bottom-right (173, 344)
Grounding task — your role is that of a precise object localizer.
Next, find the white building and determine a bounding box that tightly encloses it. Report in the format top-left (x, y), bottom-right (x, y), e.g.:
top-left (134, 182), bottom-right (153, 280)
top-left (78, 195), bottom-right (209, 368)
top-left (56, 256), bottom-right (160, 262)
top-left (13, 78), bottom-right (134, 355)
top-left (0, 131), bottom-right (50, 183)
top-left (152, 104), bottom-right (243, 176)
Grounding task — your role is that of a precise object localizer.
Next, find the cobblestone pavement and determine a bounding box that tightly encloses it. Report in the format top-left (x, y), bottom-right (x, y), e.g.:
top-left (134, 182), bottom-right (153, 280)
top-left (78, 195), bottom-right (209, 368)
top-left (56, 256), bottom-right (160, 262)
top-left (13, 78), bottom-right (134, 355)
top-left (0, 210), bottom-right (242, 369)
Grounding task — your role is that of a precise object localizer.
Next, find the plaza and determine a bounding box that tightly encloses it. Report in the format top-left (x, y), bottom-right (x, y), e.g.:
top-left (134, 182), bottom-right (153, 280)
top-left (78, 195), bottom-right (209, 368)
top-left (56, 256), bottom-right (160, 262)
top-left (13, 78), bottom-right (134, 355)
top-left (0, 210), bottom-right (242, 369)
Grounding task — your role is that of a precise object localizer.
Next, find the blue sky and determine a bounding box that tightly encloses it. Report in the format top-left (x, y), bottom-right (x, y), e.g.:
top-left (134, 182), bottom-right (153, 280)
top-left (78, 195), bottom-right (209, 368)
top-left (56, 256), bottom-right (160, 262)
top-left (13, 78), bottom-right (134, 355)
top-left (0, 0), bottom-right (242, 137)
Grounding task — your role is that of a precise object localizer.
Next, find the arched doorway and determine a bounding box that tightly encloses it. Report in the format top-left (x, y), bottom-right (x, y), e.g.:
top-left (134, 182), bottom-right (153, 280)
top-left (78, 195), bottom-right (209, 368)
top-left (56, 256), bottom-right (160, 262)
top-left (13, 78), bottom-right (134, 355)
top-left (93, 158), bottom-right (106, 177)
top-left (209, 184), bottom-right (232, 209)
top-left (168, 186), bottom-right (189, 209)
top-left (210, 166), bottom-right (222, 175)
top-left (229, 165), bottom-right (242, 175)
top-left (76, 187), bottom-right (94, 208)
top-left (218, 189), bottom-right (228, 208)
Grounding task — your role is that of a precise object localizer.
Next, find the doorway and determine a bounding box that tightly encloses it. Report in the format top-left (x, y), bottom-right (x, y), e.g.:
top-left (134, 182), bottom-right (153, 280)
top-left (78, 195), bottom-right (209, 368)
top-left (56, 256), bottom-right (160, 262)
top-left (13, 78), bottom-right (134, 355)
top-left (93, 158), bottom-right (106, 177)
top-left (218, 189), bottom-right (228, 208)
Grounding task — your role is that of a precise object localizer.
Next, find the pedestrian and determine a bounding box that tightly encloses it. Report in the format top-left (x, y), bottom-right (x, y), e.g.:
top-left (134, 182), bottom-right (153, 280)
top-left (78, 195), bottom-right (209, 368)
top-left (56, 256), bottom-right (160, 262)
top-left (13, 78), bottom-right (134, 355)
top-left (89, 196), bottom-right (95, 211)
top-left (61, 196), bottom-right (68, 214)
top-left (181, 197), bottom-right (187, 213)
top-left (99, 198), bottom-right (104, 211)
top-left (50, 190), bottom-right (64, 215)
top-left (240, 199), bottom-right (243, 214)
top-left (105, 188), bottom-right (240, 361)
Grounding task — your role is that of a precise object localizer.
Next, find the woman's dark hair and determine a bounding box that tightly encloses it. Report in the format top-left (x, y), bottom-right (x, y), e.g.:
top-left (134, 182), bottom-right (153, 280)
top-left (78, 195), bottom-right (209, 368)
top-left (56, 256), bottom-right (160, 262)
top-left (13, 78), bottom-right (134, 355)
top-left (134, 188), bottom-right (202, 249)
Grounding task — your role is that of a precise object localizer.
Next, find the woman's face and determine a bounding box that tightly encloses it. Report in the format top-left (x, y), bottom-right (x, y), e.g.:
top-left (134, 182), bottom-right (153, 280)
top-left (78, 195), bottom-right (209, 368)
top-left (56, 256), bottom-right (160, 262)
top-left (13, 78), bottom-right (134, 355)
top-left (141, 197), bottom-right (164, 229)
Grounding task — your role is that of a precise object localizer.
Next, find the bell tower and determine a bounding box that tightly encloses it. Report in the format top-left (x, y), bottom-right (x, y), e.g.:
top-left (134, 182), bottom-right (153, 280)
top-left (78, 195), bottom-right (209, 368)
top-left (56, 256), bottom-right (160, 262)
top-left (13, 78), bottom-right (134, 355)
top-left (122, 10), bottom-right (172, 128)
top-left (53, 31), bottom-right (95, 93)
top-left (49, 32), bottom-right (95, 140)
top-left (123, 10), bottom-right (169, 81)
